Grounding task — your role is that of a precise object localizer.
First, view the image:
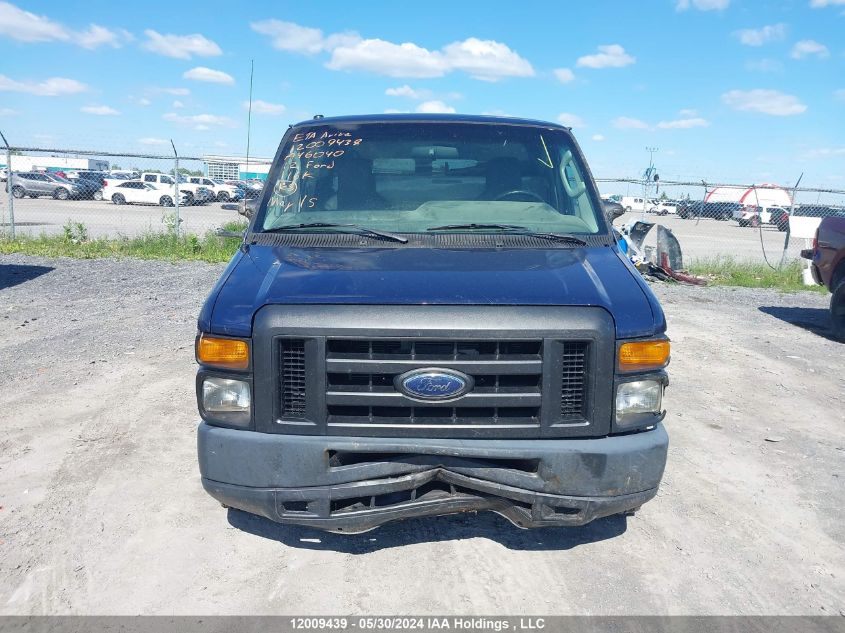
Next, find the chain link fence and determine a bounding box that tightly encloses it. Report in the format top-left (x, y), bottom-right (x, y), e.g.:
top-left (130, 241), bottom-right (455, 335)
top-left (0, 144), bottom-right (255, 240)
top-left (597, 178), bottom-right (845, 270)
top-left (2, 144), bottom-right (844, 274)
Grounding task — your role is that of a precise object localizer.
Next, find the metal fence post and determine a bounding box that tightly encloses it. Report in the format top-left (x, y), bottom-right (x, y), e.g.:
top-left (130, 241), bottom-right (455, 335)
top-left (0, 131), bottom-right (14, 239)
top-left (170, 139), bottom-right (180, 236)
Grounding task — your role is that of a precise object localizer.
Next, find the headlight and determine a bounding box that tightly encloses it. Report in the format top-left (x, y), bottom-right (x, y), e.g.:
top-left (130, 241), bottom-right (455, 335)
top-left (202, 378), bottom-right (251, 427)
top-left (616, 380), bottom-right (663, 426)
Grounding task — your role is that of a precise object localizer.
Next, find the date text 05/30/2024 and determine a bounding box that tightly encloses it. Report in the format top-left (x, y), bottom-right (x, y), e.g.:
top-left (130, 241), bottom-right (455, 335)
top-left (289, 617), bottom-right (547, 630)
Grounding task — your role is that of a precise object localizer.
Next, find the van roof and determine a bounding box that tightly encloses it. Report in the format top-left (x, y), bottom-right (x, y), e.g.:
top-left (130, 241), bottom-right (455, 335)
top-left (290, 113), bottom-right (572, 131)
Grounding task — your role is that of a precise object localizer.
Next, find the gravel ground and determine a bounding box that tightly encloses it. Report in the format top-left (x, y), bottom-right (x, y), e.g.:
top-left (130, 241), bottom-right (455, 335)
top-left (0, 253), bottom-right (843, 615)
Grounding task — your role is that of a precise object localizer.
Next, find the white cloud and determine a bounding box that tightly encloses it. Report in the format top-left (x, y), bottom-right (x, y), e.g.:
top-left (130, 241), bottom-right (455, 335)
top-left (810, 0), bottom-right (845, 6)
top-left (76, 25), bottom-right (129, 49)
top-left (81, 104), bottom-right (119, 115)
top-left (172, 100), bottom-right (184, 108)
top-left (0, 107), bottom-right (18, 116)
top-left (679, 108), bottom-right (698, 117)
top-left (0, 2), bottom-right (128, 48)
top-left (553, 68), bottom-right (575, 83)
top-left (142, 29), bottom-right (222, 59)
top-left (576, 44), bottom-right (635, 69)
top-left (163, 112), bottom-right (236, 129)
top-left (385, 84), bottom-right (432, 99)
top-left (0, 74), bottom-right (87, 96)
top-left (801, 147), bottom-right (845, 160)
top-left (328, 39), bottom-right (447, 78)
top-left (790, 39), bottom-right (829, 59)
top-left (745, 58), bottom-right (783, 72)
top-left (656, 117), bottom-right (709, 129)
top-left (676, 0), bottom-right (730, 10)
top-left (415, 100), bottom-right (456, 114)
top-left (440, 37), bottom-right (534, 81)
top-left (250, 19), bottom-right (360, 54)
top-left (138, 137), bottom-right (168, 145)
top-left (245, 99), bottom-right (286, 115)
top-left (137, 98), bottom-right (151, 106)
top-left (183, 67), bottom-right (234, 84)
top-left (256, 21), bottom-right (534, 81)
top-left (835, 89), bottom-right (845, 101)
top-left (383, 108), bottom-right (408, 114)
top-left (613, 116), bottom-right (650, 129)
top-left (722, 89), bottom-right (807, 116)
top-left (734, 23), bottom-right (786, 46)
top-left (557, 112), bottom-right (586, 128)
top-left (591, 134), bottom-right (605, 141)
top-left (158, 87), bottom-right (190, 95)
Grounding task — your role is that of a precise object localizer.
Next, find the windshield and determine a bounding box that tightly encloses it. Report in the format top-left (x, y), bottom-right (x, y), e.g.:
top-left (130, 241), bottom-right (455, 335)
top-left (256, 122), bottom-right (604, 235)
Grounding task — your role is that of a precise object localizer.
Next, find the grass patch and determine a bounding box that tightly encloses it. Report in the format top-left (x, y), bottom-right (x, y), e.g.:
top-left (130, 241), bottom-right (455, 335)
top-left (688, 256), bottom-right (825, 293)
top-left (0, 220), bottom-right (247, 263)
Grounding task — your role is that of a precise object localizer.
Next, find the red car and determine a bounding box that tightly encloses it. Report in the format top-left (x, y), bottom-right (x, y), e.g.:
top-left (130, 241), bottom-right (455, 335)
top-left (802, 215), bottom-right (845, 340)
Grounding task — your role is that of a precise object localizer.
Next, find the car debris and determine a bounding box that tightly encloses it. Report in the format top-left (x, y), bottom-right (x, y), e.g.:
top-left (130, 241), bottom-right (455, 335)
top-left (617, 220), bottom-right (707, 285)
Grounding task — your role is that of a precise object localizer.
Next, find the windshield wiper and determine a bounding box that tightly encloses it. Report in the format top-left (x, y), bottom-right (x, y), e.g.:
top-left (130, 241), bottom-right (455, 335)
top-left (263, 223), bottom-right (408, 243)
top-left (426, 223), bottom-right (587, 245)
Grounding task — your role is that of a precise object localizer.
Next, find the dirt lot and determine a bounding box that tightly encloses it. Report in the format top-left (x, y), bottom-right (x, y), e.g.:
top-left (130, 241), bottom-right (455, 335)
top-left (0, 254), bottom-right (843, 615)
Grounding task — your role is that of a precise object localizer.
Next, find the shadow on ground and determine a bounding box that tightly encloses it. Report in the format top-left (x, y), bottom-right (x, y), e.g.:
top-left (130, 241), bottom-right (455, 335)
top-left (759, 306), bottom-right (841, 343)
top-left (0, 263), bottom-right (54, 291)
top-left (227, 507), bottom-right (627, 553)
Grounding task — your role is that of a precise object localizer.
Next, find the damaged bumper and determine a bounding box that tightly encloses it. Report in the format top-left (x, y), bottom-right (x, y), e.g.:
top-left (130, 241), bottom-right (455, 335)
top-left (198, 422), bottom-right (668, 533)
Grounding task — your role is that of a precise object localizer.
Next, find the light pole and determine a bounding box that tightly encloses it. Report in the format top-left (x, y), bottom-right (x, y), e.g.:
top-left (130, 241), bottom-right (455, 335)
top-left (642, 147), bottom-right (659, 219)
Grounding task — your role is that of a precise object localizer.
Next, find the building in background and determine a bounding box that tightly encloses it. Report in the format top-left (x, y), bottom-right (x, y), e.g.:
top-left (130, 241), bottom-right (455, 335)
top-left (2, 154), bottom-right (109, 173)
top-left (202, 155), bottom-right (272, 181)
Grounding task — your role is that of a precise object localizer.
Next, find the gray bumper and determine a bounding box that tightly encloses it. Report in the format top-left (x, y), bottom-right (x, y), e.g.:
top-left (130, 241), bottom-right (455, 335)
top-left (198, 422), bottom-right (668, 532)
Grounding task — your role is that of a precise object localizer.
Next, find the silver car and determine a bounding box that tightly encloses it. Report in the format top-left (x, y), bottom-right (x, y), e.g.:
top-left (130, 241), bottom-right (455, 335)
top-left (7, 172), bottom-right (84, 200)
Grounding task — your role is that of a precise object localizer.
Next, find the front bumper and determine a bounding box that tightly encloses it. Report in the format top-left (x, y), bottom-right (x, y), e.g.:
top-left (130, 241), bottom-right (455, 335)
top-left (198, 422), bottom-right (668, 533)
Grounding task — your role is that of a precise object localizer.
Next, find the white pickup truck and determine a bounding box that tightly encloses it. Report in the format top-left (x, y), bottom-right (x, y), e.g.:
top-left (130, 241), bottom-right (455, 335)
top-left (140, 173), bottom-right (205, 205)
top-left (187, 176), bottom-right (242, 202)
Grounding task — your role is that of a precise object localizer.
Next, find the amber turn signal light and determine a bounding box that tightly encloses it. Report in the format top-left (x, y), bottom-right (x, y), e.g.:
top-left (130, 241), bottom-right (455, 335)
top-left (618, 340), bottom-right (670, 372)
top-left (196, 334), bottom-right (249, 370)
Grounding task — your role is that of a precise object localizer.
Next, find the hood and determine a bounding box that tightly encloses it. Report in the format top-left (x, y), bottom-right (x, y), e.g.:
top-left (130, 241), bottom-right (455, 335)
top-left (200, 245), bottom-right (664, 339)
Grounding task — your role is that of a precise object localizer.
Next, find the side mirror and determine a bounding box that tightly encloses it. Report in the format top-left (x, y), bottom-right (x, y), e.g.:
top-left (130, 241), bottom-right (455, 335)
top-left (603, 201), bottom-right (626, 222)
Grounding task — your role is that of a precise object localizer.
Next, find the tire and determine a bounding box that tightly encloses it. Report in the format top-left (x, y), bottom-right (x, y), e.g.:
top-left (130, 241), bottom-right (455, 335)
top-left (54, 187), bottom-right (70, 200)
top-left (217, 191), bottom-right (230, 202)
top-left (738, 219), bottom-right (748, 227)
top-left (831, 281), bottom-right (845, 342)
top-left (11, 185), bottom-right (25, 199)
top-left (111, 193), bottom-right (126, 205)
top-left (750, 215), bottom-right (760, 228)
top-left (93, 190), bottom-right (103, 201)
top-left (160, 195), bottom-right (173, 207)
top-left (181, 191), bottom-right (194, 206)
top-left (625, 206), bottom-right (632, 213)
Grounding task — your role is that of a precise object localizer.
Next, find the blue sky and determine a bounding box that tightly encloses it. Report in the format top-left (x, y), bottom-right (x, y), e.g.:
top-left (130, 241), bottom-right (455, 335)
top-left (0, 0), bottom-right (843, 187)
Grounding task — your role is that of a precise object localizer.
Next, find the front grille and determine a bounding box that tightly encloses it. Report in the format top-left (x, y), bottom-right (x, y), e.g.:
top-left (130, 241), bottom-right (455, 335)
top-left (325, 338), bottom-right (548, 429)
top-left (560, 342), bottom-right (588, 417)
top-left (257, 305), bottom-right (614, 438)
top-left (280, 339), bottom-right (306, 417)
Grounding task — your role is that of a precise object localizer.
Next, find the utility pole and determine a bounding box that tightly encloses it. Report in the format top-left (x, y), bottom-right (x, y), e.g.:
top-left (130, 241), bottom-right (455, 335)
top-left (642, 146), bottom-right (659, 219)
top-left (245, 59), bottom-right (254, 182)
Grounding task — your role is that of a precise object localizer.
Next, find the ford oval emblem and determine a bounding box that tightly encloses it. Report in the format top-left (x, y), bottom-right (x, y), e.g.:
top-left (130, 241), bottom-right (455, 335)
top-left (395, 368), bottom-right (474, 401)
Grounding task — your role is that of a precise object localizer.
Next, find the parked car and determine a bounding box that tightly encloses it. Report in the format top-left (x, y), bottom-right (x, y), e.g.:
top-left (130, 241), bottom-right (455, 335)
top-left (676, 200), bottom-right (736, 221)
top-left (102, 180), bottom-right (187, 207)
top-left (6, 171), bottom-right (84, 199)
top-left (733, 204), bottom-right (788, 227)
top-left (649, 200), bottom-right (676, 216)
top-left (141, 173), bottom-right (205, 205)
top-left (194, 186), bottom-right (216, 205)
top-left (227, 180), bottom-right (261, 199)
top-left (195, 113), bottom-right (670, 533)
top-left (802, 215), bottom-right (845, 340)
top-left (187, 176), bottom-right (243, 202)
top-left (770, 207), bottom-right (790, 231)
top-left (58, 174), bottom-right (100, 199)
